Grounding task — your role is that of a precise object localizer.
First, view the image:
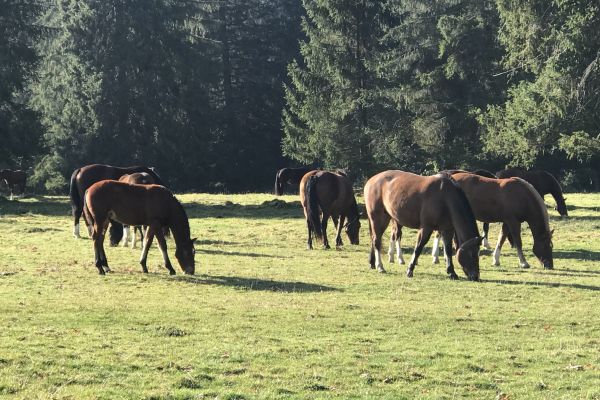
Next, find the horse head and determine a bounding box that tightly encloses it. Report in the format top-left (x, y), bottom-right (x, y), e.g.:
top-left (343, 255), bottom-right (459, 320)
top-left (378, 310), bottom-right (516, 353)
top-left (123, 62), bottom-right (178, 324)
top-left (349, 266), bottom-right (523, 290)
top-left (533, 229), bottom-right (554, 269)
top-left (175, 237), bottom-right (197, 275)
top-left (344, 216), bottom-right (361, 245)
top-left (456, 236), bottom-right (482, 281)
top-left (555, 198), bottom-right (568, 218)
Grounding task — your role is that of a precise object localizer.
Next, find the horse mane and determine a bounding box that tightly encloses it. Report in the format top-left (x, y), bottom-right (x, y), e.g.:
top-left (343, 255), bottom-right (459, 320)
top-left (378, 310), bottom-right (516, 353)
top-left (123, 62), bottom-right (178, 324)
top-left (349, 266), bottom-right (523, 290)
top-left (512, 177), bottom-right (550, 232)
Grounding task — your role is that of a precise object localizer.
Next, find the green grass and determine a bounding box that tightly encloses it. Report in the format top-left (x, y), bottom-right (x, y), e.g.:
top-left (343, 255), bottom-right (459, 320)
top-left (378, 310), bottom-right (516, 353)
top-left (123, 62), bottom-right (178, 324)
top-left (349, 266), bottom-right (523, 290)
top-left (0, 192), bottom-right (599, 399)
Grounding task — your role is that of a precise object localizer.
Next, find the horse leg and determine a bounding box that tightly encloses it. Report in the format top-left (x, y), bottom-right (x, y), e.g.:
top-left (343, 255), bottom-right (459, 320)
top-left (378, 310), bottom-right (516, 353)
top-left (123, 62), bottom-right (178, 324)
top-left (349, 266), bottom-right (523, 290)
top-left (321, 212), bottom-right (331, 249)
top-left (492, 224), bottom-right (509, 266)
top-left (395, 227), bottom-right (406, 265)
top-left (139, 226), bottom-right (155, 273)
top-left (335, 215), bottom-right (344, 249)
top-left (122, 225), bottom-right (130, 247)
top-left (482, 222), bottom-right (492, 250)
top-left (154, 226), bottom-right (176, 275)
top-left (441, 230), bottom-right (459, 280)
top-left (306, 219), bottom-right (313, 250)
top-left (369, 215), bottom-right (390, 273)
top-left (387, 228), bottom-right (396, 263)
top-left (505, 220), bottom-right (529, 268)
top-left (431, 231), bottom-right (441, 264)
top-left (407, 228), bottom-right (433, 278)
top-left (91, 225), bottom-right (105, 275)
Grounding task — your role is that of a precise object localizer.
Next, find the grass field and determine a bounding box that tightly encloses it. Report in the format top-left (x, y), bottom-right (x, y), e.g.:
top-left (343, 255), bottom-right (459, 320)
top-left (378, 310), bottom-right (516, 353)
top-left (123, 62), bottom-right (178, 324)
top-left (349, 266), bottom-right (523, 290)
top-left (0, 192), bottom-right (599, 399)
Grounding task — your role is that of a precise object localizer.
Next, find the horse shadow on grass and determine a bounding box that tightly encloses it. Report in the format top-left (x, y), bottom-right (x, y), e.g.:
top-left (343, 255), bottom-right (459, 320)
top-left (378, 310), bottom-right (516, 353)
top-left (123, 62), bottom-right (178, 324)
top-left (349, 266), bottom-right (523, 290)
top-left (164, 274), bottom-right (340, 293)
top-left (553, 249), bottom-right (600, 262)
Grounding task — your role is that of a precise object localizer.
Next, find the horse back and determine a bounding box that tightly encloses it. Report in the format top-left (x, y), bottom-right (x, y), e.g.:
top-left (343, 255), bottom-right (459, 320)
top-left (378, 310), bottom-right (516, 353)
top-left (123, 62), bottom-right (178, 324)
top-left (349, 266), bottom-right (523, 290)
top-left (86, 180), bottom-right (173, 226)
top-left (365, 171), bottom-right (450, 229)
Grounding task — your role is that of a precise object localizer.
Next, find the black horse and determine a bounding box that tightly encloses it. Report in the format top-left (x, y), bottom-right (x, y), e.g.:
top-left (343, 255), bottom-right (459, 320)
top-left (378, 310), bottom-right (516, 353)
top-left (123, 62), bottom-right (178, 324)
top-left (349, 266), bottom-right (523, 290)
top-left (70, 164), bottom-right (165, 245)
top-left (274, 166), bottom-right (315, 195)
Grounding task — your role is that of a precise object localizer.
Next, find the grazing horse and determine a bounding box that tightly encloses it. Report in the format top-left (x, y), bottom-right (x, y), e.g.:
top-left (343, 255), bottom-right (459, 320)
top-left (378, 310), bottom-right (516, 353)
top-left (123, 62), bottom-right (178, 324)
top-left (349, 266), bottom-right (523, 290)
top-left (447, 172), bottom-right (554, 269)
top-left (83, 180), bottom-right (196, 275)
top-left (275, 166), bottom-right (314, 195)
top-left (365, 170), bottom-right (481, 280)
top-left (496, 168), bottom-right (568, 217)
top-left (70, 164), bottom-right (164, 241)
top-left (300, 170), bottom-right (360, 249)
top-left (118, 173), bottom-right (156, 248)
top-left (0, 169), bottom-right (26, 200)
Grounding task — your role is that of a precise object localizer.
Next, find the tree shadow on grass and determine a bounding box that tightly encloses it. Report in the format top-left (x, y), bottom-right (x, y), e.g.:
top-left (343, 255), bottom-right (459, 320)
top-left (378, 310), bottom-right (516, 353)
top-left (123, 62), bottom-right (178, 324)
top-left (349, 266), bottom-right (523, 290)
top-left (0, 195), bottom-right (70, 217)
top-left (198, 248), bottom-right (288, 258)
top-left (553, 249), bottom-right (600, 262)
top-left (168, 274), bottom-right (341, 293)
top-left (182, 200), bottom-right (304, 220)
top-left (483, 278), bottom-right (600, 292)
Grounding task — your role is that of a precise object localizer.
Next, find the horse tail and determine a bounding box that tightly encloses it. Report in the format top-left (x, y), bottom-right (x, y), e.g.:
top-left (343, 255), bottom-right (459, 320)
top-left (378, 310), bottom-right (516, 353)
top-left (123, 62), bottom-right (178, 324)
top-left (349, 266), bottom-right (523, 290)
top-left (305, 175), bottom-right (322, 240)
top-left (69, 168), bottom-right (81, 210)
top-left (82, 191), bottom-right (93, 229)
top-left (275, 170), bottom-right (283, 195)
top-left (109, 221), bottom-right (123, 246)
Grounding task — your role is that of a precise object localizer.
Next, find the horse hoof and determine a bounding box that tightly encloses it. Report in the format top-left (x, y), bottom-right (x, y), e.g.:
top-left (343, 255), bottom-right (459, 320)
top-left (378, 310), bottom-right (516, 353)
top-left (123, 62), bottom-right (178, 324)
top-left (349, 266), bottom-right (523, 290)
top-left (432, 258), bottom-right (439, 264)
top-left (388, 256), bottom-right (394, 263)
top-left (406, 270), bottom-right (414, 278)
top-left (398, 258), bottom-right (406, 265)
top-left (169, 271), bottom-right (176, 276)
top-left (492, 260), bottom-right (500, 267)
top-left (520, 263), bottom-right (530, 269)
top-left (369, 265), bottom-right (375, 270)
top-left (377, 267), bottom-right (386, 274)
top-left (448, 273), bottom-right (459, 280)
top-left (324, 245), bottom-right (331, 250)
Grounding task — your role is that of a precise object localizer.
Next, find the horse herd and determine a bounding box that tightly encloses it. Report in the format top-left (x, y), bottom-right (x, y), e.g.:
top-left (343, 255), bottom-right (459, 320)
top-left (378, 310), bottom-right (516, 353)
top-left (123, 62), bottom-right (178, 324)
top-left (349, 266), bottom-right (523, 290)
top-left (2, 163), bottom-right (566, 280)
top-left (277, 166), bottom-right (565, 282)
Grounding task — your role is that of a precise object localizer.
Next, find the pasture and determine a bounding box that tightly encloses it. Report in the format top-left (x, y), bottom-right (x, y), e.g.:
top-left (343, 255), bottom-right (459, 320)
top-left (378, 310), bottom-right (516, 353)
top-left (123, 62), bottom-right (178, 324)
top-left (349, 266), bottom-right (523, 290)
top-left (0, 193), bottom-right (599, 399)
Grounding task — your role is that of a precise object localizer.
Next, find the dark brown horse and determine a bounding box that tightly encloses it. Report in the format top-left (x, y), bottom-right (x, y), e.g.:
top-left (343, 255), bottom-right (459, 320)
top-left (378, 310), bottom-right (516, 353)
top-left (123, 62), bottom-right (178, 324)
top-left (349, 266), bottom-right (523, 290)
top-left (117, 173), bottom-right (157, 248)
top-left (496, 168), bottom-right (568, 217)
top-left (0, 169), bottom-right (26, 200)
top-left (83, 180), bottom-right (195, 275)
top-left (365, 171), bottom-right (481, 280)
top-left (300, 170), bottom-right (360, 249)
top-left (70, 164), bottom-right (164, 240)
top-left (449, 172), bottom-right (554, 269)
top-left (275, 166), bottom-right (315, 195)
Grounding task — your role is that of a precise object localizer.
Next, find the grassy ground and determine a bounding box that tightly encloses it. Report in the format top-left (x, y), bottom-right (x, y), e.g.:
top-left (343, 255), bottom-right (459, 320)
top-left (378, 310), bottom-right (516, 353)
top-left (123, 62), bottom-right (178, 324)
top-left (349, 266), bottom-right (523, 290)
top-left (0, 192), bottom-right (598, 399)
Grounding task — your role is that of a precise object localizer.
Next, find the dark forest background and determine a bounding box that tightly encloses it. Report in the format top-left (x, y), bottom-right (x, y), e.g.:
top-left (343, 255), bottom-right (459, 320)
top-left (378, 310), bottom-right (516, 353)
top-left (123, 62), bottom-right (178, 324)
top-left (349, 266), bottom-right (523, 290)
top-left (1, 0), bottom-right (599, 193)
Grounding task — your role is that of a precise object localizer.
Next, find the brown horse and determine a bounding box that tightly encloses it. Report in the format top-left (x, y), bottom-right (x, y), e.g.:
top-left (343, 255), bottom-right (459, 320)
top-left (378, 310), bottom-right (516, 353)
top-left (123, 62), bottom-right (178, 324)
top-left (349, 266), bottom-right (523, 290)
top-left (70, 164), bottom-right (164, 239)
top-left (300, 170), bottom-right (360, 249)
top-left (118, 173), bottom-right (157, 248)
top-left (365, 171), bottom-right (481, 280)
top-left (449, 172), bottom-right (554, 269)
top-left (0, 169), bottom-right (26, 200)
top-left (496, 168), bottom-right (568, 217)
top-left (83, 180), bottom-right (195, 275)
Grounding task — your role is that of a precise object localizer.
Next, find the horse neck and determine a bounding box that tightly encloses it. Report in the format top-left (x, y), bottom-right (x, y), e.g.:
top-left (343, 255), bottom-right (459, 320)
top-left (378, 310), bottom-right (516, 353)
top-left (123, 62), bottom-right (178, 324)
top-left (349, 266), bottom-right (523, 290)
top-left (168, 200), bottom-right (191, 247)
top-left (445, 188), bottom-right (479, 245)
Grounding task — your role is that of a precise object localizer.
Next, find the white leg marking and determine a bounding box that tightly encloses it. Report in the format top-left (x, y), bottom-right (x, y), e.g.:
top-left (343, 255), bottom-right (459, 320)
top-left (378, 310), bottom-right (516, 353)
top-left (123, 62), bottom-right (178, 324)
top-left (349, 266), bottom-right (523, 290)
top-left (431, 235), bottom-right (440, 264)
top-left (122, 226), bottom-right (130, 247)
top-left (374, 248), bottom-right (386, 273)
top-left (516, 249), bottom-right (530, 268)
top-left (73, 224), bottom-right (80, 238)
top-left (388, 240), bottom-right (394, 263)
top-left (482, 236), bottom-right (491, 250)
top-left (395, 241), bottom-right (405, 264)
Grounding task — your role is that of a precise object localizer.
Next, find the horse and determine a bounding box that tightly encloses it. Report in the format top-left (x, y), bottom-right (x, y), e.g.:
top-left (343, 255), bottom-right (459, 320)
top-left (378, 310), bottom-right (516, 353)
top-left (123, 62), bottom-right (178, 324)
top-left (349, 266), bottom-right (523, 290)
top-left (274, 166), bottom-right (315, 195)
top-left (0, 169), bottom-right (26, 200)
top-left (365, 170), bottom-right (481, 280)
top-left (444, 172), bottom-right (554, 269)
top-left (496, 168), bottom-right (568, 217)
top-left (118, 173), bottom-right (156, 248)
top-left (83, 180), bottom-right (196, 275)
top-left (300, 170), bottom-right (360, 249)
top-left (69, 164), bottom-right (165, 242)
